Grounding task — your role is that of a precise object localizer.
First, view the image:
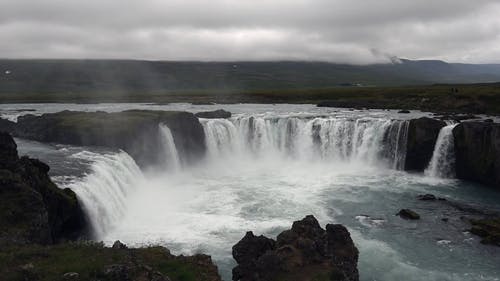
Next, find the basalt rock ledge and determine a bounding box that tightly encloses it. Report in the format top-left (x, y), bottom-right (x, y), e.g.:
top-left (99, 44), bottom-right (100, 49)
top-left (232, 215), bottom-right (359, 281)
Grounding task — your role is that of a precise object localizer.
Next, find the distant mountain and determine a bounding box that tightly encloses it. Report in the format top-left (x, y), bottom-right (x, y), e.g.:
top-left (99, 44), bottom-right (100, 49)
top-left (1, 59), bottom-right (499, 95)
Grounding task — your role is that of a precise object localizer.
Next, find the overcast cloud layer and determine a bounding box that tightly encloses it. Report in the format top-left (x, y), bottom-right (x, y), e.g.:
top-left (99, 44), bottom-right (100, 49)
top-left (1, 0), bottom-right (499, 64)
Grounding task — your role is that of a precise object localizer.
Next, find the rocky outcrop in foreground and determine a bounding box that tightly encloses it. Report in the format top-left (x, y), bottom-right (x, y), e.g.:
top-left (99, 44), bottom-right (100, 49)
top-left (453, 122), bottom-right (500, 189)
top-left (0, 241), bottom-right (221, 281)
top-left (232, 215), bottom-right (359, 281)
top-left (404, 117), bottom-right (446, 171)
top-left (0, 132), bottom-right (87, 245)
top-left (6, 110), bottom-right (206, 167)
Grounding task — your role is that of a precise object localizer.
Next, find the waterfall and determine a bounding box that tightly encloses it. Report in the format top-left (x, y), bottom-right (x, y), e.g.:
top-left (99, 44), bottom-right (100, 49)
top-left (382, 120), bottom-right (409, 170)
top-left (158, 123), bottom-right (181, 171)
top-left (67, 151), bottom-right (144, 238)
top-left (425, 123), bottom-right (458, 178)
top-left (202, 118), bottom-right (241, 158)
top-left (202, 116), bottom-right (410, 168)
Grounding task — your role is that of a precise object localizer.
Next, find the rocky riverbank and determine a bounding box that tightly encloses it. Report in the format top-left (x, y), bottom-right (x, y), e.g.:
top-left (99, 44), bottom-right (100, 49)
top-left (0, 132), bottom-right (87, 245)
top-left (0, 132), bottom-right (222, 281)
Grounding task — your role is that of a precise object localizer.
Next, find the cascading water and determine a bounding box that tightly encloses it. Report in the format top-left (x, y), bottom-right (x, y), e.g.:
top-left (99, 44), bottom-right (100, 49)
top-left (67, 151), bottom-right (144, 238)
top-left (158, 123), bottom-right (181, 171)
top-left (425, 122), bottom-right (458, 178)
top-left (201, 116), bottom-right (409, 169)
top-left (382, 120), bottom-right (409, 170)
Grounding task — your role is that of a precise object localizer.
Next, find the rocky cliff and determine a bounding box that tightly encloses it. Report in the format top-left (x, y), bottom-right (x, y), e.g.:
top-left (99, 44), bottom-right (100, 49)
top-left (232, 215), bottom-right (359, 281)
top-left (10, 110), bottom-right (206, 167)
top-left (0, 132), bottom-right (87, 245)
top-left (404, 117), bottom-right (446, 171)
top-left (453, 122), bottom-right (500, 189)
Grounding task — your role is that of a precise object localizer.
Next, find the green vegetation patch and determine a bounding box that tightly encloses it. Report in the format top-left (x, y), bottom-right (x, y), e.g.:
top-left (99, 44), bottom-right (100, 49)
top-left (0, 242), bottom-right (209, 281)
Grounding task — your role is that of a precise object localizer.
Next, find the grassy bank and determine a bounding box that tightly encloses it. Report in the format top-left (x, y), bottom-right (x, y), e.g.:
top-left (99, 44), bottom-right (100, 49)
top-left (0, 242), bottom-right (220, 281)
top-left (1, 83), bottom-right (500, 114)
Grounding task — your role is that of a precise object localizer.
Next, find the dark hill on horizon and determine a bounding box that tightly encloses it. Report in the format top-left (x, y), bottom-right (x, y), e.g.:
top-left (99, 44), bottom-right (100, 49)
top-left (1, 59), bottom-right (500, 97)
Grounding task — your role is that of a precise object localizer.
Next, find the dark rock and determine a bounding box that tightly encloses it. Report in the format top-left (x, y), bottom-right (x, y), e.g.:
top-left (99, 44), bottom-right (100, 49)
top-left (442, 218), bottom-right (449, 222)
top-left (11, 110), bottom-right (206, 167)
top-left (417, 194), bottom-right (437, 201)
top-left (0, 132), bottom-right (87, 245)
top-left (232, 215), bottom-right (359, 281)
top-left (469, 218), bottom-right (500, 246)
top-left (453, 122), bottom-right (500, 189)
top-left (0, 118), bottom-right (16, 133)
top-left (195, 109), bottom-right (231, 119)
top-left (484, 119), bottom-right (494, 123)
top-left (398, 110), bottom-right (410, 113)
top-left (112, 240), bottom-right (127, 249)
top-left (397, 209), bottom-right (420, 220)
top-left (405, 117), bottom-right (446, 171)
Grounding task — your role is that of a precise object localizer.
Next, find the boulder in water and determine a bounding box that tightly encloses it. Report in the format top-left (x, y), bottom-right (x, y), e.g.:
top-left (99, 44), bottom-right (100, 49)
top-left (405, 117), bottom-right (446, 171)
top-left (453, 122), bottom-right (500, 189)
top-left (232, 215), bottom-right (359, 281)
top-left (469, 218), bottom-right (500, 246)
top-left (398, 110), bottom-right (410, 114)
top-left (397, 209), bottom-right (421, 220)
top-left (195, 109), bottom-right (231, 119)
top-left (417, 194), bottom-right (437, 201)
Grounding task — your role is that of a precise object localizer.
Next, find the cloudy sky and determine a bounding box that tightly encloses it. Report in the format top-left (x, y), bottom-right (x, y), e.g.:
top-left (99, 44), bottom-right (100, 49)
top-left (1, 0), bottom-right (499, 64)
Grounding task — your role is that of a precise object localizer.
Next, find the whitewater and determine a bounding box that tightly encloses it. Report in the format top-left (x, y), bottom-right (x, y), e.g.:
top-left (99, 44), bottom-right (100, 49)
top-left (7, 103), bottom-right (500, 281)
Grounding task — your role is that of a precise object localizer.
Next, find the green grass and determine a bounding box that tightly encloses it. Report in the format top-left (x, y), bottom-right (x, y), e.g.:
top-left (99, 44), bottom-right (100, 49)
top-left (0, 242), bottom-right (211, 281)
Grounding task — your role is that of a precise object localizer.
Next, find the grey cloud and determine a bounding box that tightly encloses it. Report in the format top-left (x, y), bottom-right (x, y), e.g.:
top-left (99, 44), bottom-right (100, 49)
top-left (0, 0), bottom-right (499, 63)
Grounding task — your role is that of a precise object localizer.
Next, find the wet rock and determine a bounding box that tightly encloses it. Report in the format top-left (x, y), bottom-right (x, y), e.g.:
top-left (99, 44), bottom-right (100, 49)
top-left (469, 218), bottom-right (500, 246)
top-left (195, 109), bottom-right (231, 119)
top-left (453, 122), bottom-right (500, 189)
top-left (417, 194), bottom-right (437, 201)
top-left (398, 110), bottom-right (410, 113)
top-left (0, 132), bottom-right (87, 245)
top-left (232, 215), bottom-right (359, 281)
top-left (397, 209), bottom-right (421, 220)
top-left (404, 117), bottom-right (446, 171)
top-left (112, 240), bottom-right (128, 249)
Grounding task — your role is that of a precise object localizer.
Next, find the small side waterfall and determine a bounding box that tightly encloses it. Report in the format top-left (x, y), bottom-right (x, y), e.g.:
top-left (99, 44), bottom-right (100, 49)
top-left (67, 151), bottom-right (144, 238)
top-left (159, 123), bottom-right (181, 171)
top-left (202, 116), bottom-right (410, 168)
top-left (425, 123), bottom-right (458, 178)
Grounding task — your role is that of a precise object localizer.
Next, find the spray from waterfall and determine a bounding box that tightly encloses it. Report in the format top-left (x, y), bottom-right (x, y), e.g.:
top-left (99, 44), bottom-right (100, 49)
top-left (67, 151), bottom-right (144, 238)
top-left (425, 122), bottom-right (458, 178)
